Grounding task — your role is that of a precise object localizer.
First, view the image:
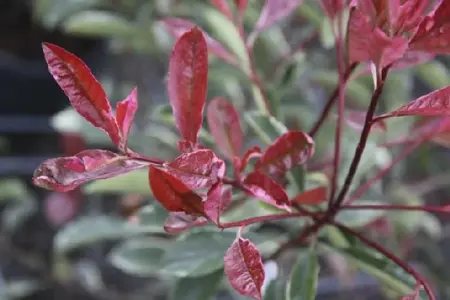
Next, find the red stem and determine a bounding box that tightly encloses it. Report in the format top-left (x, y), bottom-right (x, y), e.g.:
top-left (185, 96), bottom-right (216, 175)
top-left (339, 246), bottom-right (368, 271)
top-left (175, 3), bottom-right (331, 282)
top-left (332, 221), bottom-right (436, 300)
top-left (341, 204), bottom-right (450, 214)
top-left (309, 63), bottom-right (358, 137)
top-left (219, 211), bottom-right (322, 229)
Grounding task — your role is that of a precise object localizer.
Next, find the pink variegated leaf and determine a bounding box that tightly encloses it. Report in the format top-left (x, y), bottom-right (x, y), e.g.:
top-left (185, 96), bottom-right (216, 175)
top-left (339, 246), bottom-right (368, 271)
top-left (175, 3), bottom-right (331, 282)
top-left (163, 212), bottom-right (208, 233)
top-left (207, 97), bottom-right (243, 161)
top-left (211, 0), bottom-right (233, 19)
top-left (254, 0), bottom-right (303, 32)
top-left (239, 146), bottom-right (262, 173)
top-left (377, 85), bottom-right (450, 121)
top-left (392, 51), bottom-right (435, 70)
top-left (168, 27), bottom-right (208, 145)
top-left (148, 166), bottom-right (205, 215)
top-left (42, 43), bottom-right (120, 146)
top-left (410, 0), bottom-right (450, 54)
top-left (164, 149), bottom-right (226, 190)
top-left (243, 171), bottom-right (290, 211)
top-left (320, 0), bottom-right (346, 19)
top-left (203, 182), bottom-right (233, 224)
top-left (224, 232), bottom-right (265, 300)
top-left (255, 131), bottom-right (314, 176)
top-left (33, 150), bottom-right (149, 192)
top-left (162, 19), bottom-right (236, 65)
top-left (116, 87), bottom-right (138, 152)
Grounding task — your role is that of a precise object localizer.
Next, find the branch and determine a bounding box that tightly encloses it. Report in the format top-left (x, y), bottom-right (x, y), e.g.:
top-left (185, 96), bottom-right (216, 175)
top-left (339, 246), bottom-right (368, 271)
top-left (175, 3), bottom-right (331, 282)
top-left (219, 211), bottom-right (322, 229)
top-left (341, 204), bottom-right (450, 214)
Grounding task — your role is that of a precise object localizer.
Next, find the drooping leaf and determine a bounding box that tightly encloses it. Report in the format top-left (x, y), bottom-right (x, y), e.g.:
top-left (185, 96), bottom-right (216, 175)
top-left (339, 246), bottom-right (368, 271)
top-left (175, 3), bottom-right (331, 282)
top-left (254, 0), bottom-right (304, 33)
top-left (116, 87), bottom-right (138, 152)
top-left (203, 182), bottom-right (233, 224)
top-left (243, 171), bottom-right (290, 211)
top-left (207, 97), bottom-right (243, 160)
top-left (292, 186), bottom-right (328, 205)
top-left (167, 27), bottom-right (209, 145)
top-left (33, 150), bottom-right (149, 192)
top-left (164, 212), bottom-right (208, 233)
top-left (170, 268), bottom-right (224, 300)
top-left (148, 166), bottom-right (204, 215)
top-left (286, 245), bottom-right (320, 300)
top-left (224, 234), bottom-right (265, 300)
top-left (164, 149), bottom-right (226, 190)
top-left (108, 238), bottom-right (166, 277)
top-left (162, 18), bottom-right (236, 65)
top-left (42, 43), bottom-right (120, 145)
top-left (377, 85), bottom-right (450, 120)
top-left (255, 131), bottom-right (315, 176)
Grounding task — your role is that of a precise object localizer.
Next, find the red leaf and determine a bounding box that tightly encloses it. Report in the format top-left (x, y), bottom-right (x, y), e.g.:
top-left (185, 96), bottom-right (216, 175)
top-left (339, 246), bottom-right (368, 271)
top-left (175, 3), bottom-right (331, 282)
top-left (168, 27), bottom-right (209, 145)
top-left (211, 0), bottom-right (233, 19)
top-left (207, 97), bottom-right (243, 160)
top-left (33, 150), bottom-right (148, 192)
top-left (320, 0), bottom-right (346, 19)
top-left (165, 149), bottom-right (226, 190)
top-left (254, 0), bottom-right (304, 32)
top-left (243, 171), bottom-right (290, 211)
top-left (116, 87), bottom-right (138, 152)
top-left (148, 166), bottom-right (205, 214)
top-left (292, 186), bottom-right (328, 205)
top-left (391, 50), bottom-right (435, 70)
top-left (233, 0), bottom-right (248, 18)
top-left (203, 182), bottom-right (233, 224)
top-left (163, 212), bottom-right (208, 233)
top-left (377, 85), bottom-right (450, 120)
top-left (410, 0), bottom-right (450, 54)
top-left (42, 43), bottom-right (120, 146)
top-left (348, 8), bottom-right (408, 68)
top-left (224, 234), bottom-right (265, 300)
top-left (239, 146), bottom-right (262, 173)
top-left (162, 19), bottom-right (236, 65)
top-left (255, 131), bottom-right (314, 176)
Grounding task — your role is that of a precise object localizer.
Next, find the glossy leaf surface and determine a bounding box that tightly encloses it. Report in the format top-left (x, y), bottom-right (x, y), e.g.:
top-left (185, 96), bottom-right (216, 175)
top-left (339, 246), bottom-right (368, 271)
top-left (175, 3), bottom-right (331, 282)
top-left (165, 149), bottom-right (226, 190)
top-left (42, 43), bottom-right (120, 145)
top-left (168, 27), bottom-right (208, 144)
top-left (203, 182), bottom-right (232, 224)
top-left (286, 245), bottom-right (319, 300)
top-left (292, 186), bottom-right (328, 205)
top-left (116, 87), bottom-right (138, 151)
top-left (243, 171), bottom-right (290, 211)
top-left (207, 97), bottom-right (243, 160)
top-left (148, 166), bottom-right (204, 215)
top-left (224, 235), bottom-right (265, 300)
top-left (254, 0), bottom-right (304, 32)
top-left (256, 131), bottom-right (314, 176)
top-left (33, 150), bottom-right (148, 192)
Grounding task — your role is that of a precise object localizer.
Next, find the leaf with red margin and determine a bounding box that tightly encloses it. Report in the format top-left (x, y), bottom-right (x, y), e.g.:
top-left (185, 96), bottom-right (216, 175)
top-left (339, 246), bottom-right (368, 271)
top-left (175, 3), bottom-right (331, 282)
top-left (116, 87), bottom-right (138, 152)
top-left (233, 0), bottom-right (248, 19)
top-left (168, 27), bottom-right (208, 145)
top-left (207, 97), bottom-right (243, 161)
top-left (254, 0), bottom-right (304, 32)
top-left (163, 212), bottom-right (208, 233)
top-left (239, 146), bottom-right (262, 173)
top-left (410, 0), bottom-right (450, 54)
top-left (377, 85), bottom-right (450, 121)
top-left (401, 284), bottom-right (422, 300)
top-left (33, 150), bottom-right (148, 192)
top-left (164, 149), bottom-right (226, 190)
top-left (255, 131), bottom-right (314, 176)
top-left (148, 166), bottom-right (204, 215)
top-left (162, 19), bottom-right (236, 65)
top-left (292, 186), bottom-right (328, 205)
top-left (42, 43), bottom-right (120, 146)
top-left (224, 232), bottom-right (265, 300)
top-left (243, 171), bottom-right (290, 211)
top-left (211, 0), bottom-right (233, 20)
top-left (203, 182), bottom-right (232, 224)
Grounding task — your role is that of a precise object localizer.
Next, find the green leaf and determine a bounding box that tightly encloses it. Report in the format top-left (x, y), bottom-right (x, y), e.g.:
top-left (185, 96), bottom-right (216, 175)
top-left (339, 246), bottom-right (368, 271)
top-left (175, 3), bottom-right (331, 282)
top-left (244, 111), bottom-right (288, 145)
top-left (83, 170), bottom-right (151, 195)
top-left (63, 10), bottom-right (138, 37)
top-left (286, 244), bottom-right (320, 300)
top-left (159, 231), bottom-right (269, 278)
top-left (135, 204), bottom-right (168, 233)
top-left (55, 215), bottom-right (138, 253)
top-left (0, 178), bottom-right (31, 201)
top-left (170, 269), bottom-right (224, 300)
top-left (108, 237), bottom-right (167, 277)
top-left (264, 279), bottom-right (286, 300)
top-left (416, 61), bottom-right (450, 90)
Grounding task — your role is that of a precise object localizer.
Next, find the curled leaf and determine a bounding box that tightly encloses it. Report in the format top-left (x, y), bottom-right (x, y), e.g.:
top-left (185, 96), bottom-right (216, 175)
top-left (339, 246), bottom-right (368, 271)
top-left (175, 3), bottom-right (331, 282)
top-left (243, 171), bottom-right (290, 211)
top-left (42, 43), bottom-right (120, 146)
top-left (164, 212), bottom-right (208, 233)
top-left (162, 18), bottom-right (236, 65)
top-left (292, 186), bottom-right (328, 205)
top-left (239, 146), bottom-right (262, 173)
top-left (224, 234), bottom-right (265, 300)
top-left (33, 150), bottom-right (149, 192)
top-left (165, 149), bottom-right (226, 190)
top-left (207, 97), bottom-right (243, 160)
top-left (116, 87), bottom-right (138, 152)
top-left (203, 182), bottom-right (232, 224)
top-left (148, 166), bottom-right (204, 215)
top-left (256, 131), bottom-right (314, 176)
